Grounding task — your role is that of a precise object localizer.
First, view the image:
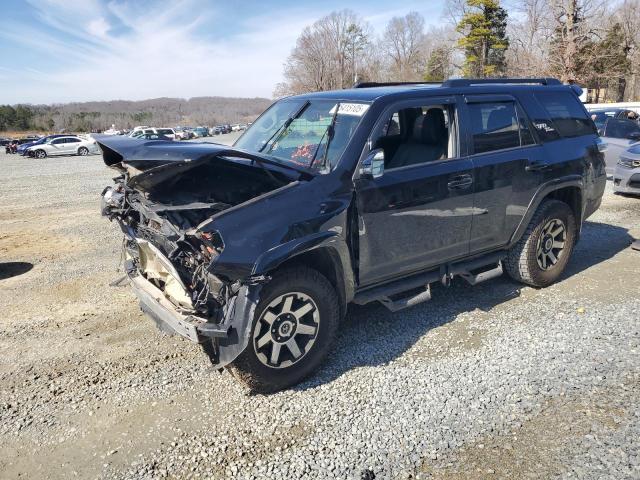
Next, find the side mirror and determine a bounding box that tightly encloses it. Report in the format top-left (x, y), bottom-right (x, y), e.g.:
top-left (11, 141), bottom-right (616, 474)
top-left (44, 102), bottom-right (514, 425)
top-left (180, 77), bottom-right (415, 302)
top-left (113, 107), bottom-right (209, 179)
top-left (359, 148), bottom-right (385, 179)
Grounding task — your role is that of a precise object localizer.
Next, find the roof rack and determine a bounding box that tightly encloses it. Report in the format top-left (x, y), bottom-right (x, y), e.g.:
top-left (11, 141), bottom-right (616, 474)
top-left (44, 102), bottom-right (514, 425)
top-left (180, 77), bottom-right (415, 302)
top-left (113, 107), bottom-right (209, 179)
top-left (442, 78), bottom-right (561, 87)
top-left (353, 81), bottom-right (441, 88)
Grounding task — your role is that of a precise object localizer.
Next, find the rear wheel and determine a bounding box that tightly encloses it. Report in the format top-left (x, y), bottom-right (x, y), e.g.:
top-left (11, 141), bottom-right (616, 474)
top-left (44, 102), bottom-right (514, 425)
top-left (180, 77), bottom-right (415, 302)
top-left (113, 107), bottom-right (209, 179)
top-left (78, 146), bottom-right (89, 156)
top-left (34, 149), bottom-right (46, 159)
top-left (505, 199), bottom-right (576, 287)
top-left (224, 267), bottom-right (339, 393)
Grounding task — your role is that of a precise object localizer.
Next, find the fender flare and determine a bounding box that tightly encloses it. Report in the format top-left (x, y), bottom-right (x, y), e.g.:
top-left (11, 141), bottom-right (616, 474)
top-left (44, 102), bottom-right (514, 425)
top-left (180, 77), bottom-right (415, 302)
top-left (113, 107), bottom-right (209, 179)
top-left (509, 175), bottom-right (584, 246)
top-left (252, 231), bottom-right (354, 306)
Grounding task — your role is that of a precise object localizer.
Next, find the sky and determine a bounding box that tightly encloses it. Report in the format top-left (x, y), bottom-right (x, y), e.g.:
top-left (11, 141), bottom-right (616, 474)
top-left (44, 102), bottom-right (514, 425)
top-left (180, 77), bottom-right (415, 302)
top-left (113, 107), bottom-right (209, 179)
top-left (0, 0), bottom-right (448, 104)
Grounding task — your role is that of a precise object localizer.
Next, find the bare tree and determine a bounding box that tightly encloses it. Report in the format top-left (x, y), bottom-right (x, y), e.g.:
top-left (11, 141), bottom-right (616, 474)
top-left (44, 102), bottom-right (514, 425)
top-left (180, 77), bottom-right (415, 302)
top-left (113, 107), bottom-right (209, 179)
top-left (274, 10), bottom-right (372, 96)
top-left (381, 12), bottom-right (427, 81)
top-left (506, 0), bottom-right (553, 76)
top-left (546, 0), bottom-right (605, 83)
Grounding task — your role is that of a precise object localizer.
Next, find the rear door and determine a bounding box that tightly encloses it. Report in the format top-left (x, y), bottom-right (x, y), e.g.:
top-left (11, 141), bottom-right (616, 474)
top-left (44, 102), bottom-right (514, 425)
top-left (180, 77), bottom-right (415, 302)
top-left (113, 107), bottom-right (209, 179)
top-left (461, 95), bottom-right (543, 253)
top-left (65, 137), bottom-right (81, 154)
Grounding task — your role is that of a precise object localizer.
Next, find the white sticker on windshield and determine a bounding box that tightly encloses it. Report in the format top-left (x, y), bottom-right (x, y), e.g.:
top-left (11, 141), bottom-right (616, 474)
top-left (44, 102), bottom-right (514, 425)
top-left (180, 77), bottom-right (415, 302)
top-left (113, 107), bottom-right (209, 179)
top-left (334, 103), bottom-right (369, 116)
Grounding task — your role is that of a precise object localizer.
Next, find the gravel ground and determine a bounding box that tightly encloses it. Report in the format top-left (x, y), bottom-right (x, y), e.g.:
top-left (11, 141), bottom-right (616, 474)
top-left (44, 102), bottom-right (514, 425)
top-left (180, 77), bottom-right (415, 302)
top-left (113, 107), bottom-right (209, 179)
top-left (0, 139), bottom-right (639, 480)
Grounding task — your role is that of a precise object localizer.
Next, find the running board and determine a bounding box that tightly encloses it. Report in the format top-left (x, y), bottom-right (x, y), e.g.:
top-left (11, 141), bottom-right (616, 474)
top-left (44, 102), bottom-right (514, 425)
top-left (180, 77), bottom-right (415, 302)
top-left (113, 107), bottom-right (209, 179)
top-left (353, 251), bottom-right (507, 311)
top-left (380, 285), bottom-right (431, 312)
top-left (458, 262), bottom-right (504, 286)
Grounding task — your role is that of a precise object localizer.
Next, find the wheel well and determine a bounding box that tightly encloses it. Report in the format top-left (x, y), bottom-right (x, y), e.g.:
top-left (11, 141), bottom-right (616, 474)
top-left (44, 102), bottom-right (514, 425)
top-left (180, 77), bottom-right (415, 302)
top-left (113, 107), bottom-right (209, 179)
top-left (276, 247), bottom-right (347, 319)
top-left (545, 186), bottom-right (582, 223)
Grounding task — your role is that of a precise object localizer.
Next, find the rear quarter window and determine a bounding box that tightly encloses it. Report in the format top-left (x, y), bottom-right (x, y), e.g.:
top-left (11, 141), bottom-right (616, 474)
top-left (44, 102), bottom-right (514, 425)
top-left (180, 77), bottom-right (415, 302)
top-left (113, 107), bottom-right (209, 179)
top-left (535, 91), bottom-right (596, 139)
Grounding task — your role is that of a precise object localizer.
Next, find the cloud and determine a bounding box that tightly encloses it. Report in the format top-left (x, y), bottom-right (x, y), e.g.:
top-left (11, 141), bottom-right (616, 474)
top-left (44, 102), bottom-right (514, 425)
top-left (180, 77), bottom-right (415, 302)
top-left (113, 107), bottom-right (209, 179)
top-left (87, 17), bottom-right (110, 37)
top-left (0, 0), bottom-right (451, 104)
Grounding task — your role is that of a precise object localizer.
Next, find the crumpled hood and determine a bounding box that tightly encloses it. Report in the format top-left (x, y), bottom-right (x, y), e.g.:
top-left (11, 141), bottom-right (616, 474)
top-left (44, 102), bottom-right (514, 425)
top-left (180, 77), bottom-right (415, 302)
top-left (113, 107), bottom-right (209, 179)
top-left (95, 135), bottom-right (311, 191)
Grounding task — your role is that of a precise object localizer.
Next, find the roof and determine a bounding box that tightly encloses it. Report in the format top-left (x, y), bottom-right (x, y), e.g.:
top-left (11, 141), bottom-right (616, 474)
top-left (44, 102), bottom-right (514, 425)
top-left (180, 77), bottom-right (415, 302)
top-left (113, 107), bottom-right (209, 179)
top-left (287, 78), bottom-right (572, 103)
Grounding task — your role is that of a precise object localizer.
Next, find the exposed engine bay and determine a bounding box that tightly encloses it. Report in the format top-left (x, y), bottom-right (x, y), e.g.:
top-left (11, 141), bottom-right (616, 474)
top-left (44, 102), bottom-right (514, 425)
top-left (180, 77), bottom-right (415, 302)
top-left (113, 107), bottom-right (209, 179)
top-left (102, 155), bottom-right (296, 321)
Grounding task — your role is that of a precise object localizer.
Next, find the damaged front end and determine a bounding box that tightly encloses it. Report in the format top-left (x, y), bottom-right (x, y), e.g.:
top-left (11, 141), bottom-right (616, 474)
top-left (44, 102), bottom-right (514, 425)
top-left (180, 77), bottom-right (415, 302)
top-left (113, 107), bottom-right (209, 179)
top-left (99, 137), bottom-right (306, 367)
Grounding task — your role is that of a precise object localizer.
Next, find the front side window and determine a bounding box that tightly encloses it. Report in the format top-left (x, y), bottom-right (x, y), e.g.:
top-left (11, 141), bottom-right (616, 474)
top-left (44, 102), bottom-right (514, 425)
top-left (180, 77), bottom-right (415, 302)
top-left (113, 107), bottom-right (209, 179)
top-left (66, 138), bottom-right (81, 143)
top-left (235, 99), bottom-right (368, 172)
top-left (468, 102), bottom-right (521, 154)
top-left (373, 104), bottom-right (456, 170)
top-left (51, 138), bottom-right (65, 144)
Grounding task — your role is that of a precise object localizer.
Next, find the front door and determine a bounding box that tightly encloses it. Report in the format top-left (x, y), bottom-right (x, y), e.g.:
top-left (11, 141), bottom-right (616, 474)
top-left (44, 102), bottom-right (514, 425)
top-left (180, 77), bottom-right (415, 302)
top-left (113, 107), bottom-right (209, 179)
top-left (355, 97), bottom-right (474, 286)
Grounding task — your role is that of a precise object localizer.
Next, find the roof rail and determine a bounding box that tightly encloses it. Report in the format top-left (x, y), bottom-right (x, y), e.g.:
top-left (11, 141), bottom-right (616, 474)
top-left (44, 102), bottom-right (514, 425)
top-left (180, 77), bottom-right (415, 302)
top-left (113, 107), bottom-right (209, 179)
top-left (442, 78), bottom-right (562, 87)
top-left (353, 81), bottom-right (441, 88)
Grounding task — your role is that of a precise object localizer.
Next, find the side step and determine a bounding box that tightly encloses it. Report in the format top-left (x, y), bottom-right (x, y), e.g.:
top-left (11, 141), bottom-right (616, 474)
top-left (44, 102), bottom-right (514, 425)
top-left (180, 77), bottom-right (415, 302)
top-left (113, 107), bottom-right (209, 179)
top-left (458, 262), bottom-right (504, 286)
top-left (353, 252), bottom-right (506, 311)
top-left (380, 285), bottom-right (432, 312)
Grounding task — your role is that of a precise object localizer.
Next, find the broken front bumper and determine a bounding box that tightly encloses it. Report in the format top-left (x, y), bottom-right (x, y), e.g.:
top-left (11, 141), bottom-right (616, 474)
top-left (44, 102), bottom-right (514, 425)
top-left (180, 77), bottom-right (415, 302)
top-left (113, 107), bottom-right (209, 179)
top-left (129, 272), bottom-right (228, 342)
top-left (123, 236), bottom-right (263, 368)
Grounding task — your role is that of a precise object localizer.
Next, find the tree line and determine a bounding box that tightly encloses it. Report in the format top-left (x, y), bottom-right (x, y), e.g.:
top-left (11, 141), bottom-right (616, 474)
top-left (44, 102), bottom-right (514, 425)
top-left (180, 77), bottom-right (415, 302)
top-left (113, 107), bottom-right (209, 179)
top-left (275, 0), bottom-right (640, 103)
top-left (0, 96), bottom-right (272, 133)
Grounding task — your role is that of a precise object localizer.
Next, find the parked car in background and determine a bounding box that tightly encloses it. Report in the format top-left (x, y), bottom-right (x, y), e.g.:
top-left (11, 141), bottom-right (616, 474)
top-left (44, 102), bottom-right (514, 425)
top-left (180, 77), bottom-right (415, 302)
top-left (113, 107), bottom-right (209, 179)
top-left (589, 108), bottom-right (639, 131)
top-left (613, 143), bottom-right (640, 195)
top-left (17, 134), bottom-right (66, 155)
top-left (598, 118), bottom-right (640, 174)
top-left (135, 133), bottom-right (174, 141)
top-left (154, 128), bottom-right (176, 140)
top-left (5, 138), bottom-right (35, 154)
top-left (129, 128), bottom-right (155, 138)
top-left (26, 135), bottom-right (99, 158)
top-left (174, 128), bottom-right (193, 140)
top-left (0, 138), bottom-right (12, 146)
top-left (191, 126), bottom-right (209, 138)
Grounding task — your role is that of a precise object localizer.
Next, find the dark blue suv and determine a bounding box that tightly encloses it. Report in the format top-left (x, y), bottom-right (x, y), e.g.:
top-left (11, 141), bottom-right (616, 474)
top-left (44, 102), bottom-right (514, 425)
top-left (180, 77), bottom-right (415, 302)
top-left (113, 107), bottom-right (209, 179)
top-left (100, 78), bottom-right (606, 391)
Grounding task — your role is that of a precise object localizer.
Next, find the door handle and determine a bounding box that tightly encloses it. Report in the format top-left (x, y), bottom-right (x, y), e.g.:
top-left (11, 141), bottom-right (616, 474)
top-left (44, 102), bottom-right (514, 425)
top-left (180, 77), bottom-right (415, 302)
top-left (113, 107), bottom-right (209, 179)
top-left (525, 161), bottom-right (551, 172)
top-left (447, 174), bottom-right (473, 190)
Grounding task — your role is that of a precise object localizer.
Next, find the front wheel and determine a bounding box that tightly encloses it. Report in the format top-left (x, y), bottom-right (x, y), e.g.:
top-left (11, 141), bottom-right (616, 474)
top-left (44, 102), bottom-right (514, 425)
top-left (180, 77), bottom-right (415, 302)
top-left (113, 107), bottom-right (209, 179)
top-left (221, 267), bottom-right (339, 393)
top-left (34, 149), bottom-right (47, 159)
top-left (78, 146), bottom-right (89, 156)
top-left (505, 199), bottom-right (576, 287)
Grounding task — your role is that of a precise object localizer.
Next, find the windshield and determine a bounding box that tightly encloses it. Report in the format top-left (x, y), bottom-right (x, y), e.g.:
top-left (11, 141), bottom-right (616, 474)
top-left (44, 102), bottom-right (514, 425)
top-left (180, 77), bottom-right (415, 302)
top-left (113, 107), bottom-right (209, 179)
top-left (235, 99), bottom-right (368, 172)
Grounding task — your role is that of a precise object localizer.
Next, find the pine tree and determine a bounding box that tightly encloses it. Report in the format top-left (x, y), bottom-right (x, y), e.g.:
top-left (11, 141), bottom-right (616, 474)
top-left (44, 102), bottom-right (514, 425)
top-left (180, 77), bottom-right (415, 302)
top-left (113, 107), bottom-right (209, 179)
top-left (456, 0), bottom-right (509, 78)
top-left (424, 46), bottom-right (452, 82)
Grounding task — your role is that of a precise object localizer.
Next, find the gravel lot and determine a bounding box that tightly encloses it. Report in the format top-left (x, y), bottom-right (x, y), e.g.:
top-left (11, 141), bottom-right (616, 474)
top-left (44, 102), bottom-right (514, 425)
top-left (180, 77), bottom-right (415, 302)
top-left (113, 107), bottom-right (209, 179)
top-left (0, 137), bottom-right (639, 480)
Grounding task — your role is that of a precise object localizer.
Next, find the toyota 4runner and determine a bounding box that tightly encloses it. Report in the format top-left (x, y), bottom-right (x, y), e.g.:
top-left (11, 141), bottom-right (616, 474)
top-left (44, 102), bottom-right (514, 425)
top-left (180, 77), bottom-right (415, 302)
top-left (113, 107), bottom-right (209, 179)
top-left (100, 78), bottom-right (606, 392)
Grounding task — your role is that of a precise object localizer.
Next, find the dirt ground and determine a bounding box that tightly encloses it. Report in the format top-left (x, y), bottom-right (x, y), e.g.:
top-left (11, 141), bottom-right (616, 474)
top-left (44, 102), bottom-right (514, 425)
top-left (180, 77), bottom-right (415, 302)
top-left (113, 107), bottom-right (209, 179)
top-left (0, 145), bottom-right (638, 479)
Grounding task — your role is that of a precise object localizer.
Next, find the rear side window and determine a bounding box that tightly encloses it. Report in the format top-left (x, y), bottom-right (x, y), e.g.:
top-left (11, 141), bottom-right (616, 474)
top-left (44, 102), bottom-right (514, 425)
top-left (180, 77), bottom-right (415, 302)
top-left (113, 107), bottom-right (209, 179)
top-left (535, 91), bottom-right (596, 138)
top-left (468, 102), bottom-right (525, 154)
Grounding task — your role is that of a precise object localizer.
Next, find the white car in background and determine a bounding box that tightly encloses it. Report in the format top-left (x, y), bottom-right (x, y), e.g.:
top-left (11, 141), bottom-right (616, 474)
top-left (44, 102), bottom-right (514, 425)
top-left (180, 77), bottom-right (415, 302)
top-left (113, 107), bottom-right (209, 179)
top-left (129, 127), bottom-right (176, 140)
top-left (26, 135), bottom-right (100, 159)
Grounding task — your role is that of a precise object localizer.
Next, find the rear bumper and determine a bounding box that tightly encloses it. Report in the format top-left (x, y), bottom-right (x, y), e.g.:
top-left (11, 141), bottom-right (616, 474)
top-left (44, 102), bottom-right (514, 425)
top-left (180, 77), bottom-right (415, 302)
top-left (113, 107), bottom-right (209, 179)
top-left (129, 272), bottom-right (228, 342)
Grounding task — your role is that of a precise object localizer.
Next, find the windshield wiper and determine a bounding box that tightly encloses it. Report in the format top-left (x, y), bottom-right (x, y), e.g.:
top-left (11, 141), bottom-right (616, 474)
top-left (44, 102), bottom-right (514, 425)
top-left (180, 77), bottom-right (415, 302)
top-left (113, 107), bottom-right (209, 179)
top-left (310, 103), bottom-right (340, 171)
top-left (259, 100), bottom-right (310, 154)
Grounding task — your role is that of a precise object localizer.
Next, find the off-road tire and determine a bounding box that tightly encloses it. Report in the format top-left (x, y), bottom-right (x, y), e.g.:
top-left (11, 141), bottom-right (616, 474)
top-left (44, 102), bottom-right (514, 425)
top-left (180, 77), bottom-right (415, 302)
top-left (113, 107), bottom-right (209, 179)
top-left (505, 199), bottom-right (576, 288)
top-left (226, 267), bottom-right (339, 393)
top-left (78, 147), bottom-right (89, 156)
